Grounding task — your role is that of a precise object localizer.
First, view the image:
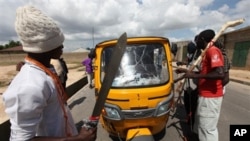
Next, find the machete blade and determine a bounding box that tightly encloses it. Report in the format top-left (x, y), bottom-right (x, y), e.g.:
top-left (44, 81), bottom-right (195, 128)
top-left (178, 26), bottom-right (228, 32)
top-left (92, 32), bottom-right (127, 117)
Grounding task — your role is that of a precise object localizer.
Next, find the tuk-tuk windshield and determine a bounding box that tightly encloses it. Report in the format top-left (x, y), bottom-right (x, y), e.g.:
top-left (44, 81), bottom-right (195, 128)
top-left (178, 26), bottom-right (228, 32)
top-left (101, 43), bottom-right (169, 87)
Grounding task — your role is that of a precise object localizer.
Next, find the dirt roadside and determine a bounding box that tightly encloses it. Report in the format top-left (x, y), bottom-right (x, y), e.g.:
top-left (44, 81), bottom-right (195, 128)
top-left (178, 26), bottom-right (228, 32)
top-left (0, 64), bottom-right (85, 94)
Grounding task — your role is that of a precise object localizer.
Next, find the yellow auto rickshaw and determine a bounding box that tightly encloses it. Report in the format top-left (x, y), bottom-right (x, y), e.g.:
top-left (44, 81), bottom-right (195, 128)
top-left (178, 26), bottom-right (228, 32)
top-left (93, 36), bottom-right (174, 141)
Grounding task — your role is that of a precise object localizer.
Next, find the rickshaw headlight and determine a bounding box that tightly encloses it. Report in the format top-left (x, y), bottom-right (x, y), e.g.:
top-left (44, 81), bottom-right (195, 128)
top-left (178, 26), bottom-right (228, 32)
top-left (155, 93), bottom-right (173, 116)
top-left (104, 107), bottom-right (121, 120)
top-left (155, 102), bottom-right (171, 116)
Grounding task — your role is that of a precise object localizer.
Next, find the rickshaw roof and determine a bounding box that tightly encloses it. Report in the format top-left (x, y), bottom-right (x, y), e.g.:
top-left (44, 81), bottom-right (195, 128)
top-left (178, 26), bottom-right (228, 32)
top-left (95, 36), bottom-right (170, 48)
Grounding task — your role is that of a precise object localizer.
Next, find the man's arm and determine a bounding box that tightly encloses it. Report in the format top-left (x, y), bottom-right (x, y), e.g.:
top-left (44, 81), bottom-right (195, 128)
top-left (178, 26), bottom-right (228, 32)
top-left (222, 72), bottom-right (229, 86)
top-left (184, 66), bottom-right (225, 79)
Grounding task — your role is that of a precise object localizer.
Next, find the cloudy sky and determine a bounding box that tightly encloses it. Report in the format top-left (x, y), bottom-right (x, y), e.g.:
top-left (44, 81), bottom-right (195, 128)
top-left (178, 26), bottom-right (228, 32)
top-left (0, 0), bottom-right (249, 52)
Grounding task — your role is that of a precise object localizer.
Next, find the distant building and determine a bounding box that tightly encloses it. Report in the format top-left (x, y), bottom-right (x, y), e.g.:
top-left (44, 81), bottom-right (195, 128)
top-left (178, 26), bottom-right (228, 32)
top-left (220, 26), bottom-right (250, 69)
top-left (172, 40), bottom-right (190, 62)
top-left (0, 46), bottom-right (24, 54)
top-left (71, 48), bottom-right (90, 53)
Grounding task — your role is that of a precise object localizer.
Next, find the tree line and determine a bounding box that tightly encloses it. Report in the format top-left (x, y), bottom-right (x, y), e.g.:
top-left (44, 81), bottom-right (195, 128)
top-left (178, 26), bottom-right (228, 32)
top-left (0, 40), bottom-right (21, 50)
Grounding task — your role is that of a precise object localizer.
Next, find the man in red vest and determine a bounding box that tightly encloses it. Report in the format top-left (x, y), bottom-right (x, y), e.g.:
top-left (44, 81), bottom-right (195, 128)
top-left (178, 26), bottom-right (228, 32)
top-left (176, 29), bottom-right (225, 141)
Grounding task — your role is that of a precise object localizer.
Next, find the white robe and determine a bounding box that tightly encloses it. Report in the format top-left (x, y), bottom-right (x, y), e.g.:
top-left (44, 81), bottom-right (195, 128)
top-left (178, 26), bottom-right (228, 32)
top-left (3, 62), bottom-right (77, 141)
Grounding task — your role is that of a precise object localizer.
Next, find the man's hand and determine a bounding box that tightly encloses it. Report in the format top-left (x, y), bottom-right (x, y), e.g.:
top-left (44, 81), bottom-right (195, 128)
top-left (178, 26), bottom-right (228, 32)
top-left (183, 71), bottom-right (196, 79)
top-left (175, 68), bottom-right (188, 74)
top-left (174, 69), bottom-right (197, 83)
top-left (77, 127), bottom-right (97, 141)
top-left (30, 127), bottom-right (97, 141)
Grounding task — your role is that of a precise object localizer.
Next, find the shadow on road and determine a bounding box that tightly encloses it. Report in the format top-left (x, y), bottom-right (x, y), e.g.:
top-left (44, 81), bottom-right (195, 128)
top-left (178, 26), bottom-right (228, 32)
top-left (68, 96), bottom-right (86, 109)
top-left (168, 97), bottom-right (199, 141)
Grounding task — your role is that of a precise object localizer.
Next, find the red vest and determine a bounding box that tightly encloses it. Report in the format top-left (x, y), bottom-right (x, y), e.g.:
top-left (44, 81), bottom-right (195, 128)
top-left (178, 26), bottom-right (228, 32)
top-left (199, 46), bottom-right (224, 97)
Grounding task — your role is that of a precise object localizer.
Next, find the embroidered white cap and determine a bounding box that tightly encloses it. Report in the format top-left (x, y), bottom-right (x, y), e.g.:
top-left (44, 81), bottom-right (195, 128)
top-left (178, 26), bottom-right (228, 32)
top-left (15, 5), bottom-right (64, 53)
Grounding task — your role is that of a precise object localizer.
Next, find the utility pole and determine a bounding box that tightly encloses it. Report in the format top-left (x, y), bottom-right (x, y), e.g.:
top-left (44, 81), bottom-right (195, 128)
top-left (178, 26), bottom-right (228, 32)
top-left (92, 27), bottom-right (95, 48)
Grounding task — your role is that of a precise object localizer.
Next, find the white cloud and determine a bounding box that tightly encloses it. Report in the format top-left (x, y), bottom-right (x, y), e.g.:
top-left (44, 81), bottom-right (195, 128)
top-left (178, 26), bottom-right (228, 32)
top-left (218, 4), bottom-right (230, 13)
top-left (188, 0), bottom-right (214, 8)
top-left (0, 0), bottom-right (249, 51)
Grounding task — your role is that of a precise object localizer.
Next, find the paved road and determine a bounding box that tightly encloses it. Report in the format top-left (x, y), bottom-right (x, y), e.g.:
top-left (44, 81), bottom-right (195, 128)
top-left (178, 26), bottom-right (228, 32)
top-left (68, 81), bottom-right (250, 141)
top-left (218, 81), bottom-right (250, 141)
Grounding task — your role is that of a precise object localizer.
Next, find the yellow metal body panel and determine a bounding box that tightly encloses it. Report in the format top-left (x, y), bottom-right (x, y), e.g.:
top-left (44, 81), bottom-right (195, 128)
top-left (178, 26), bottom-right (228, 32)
top-left (126, 128), bottom-right (153, 141)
